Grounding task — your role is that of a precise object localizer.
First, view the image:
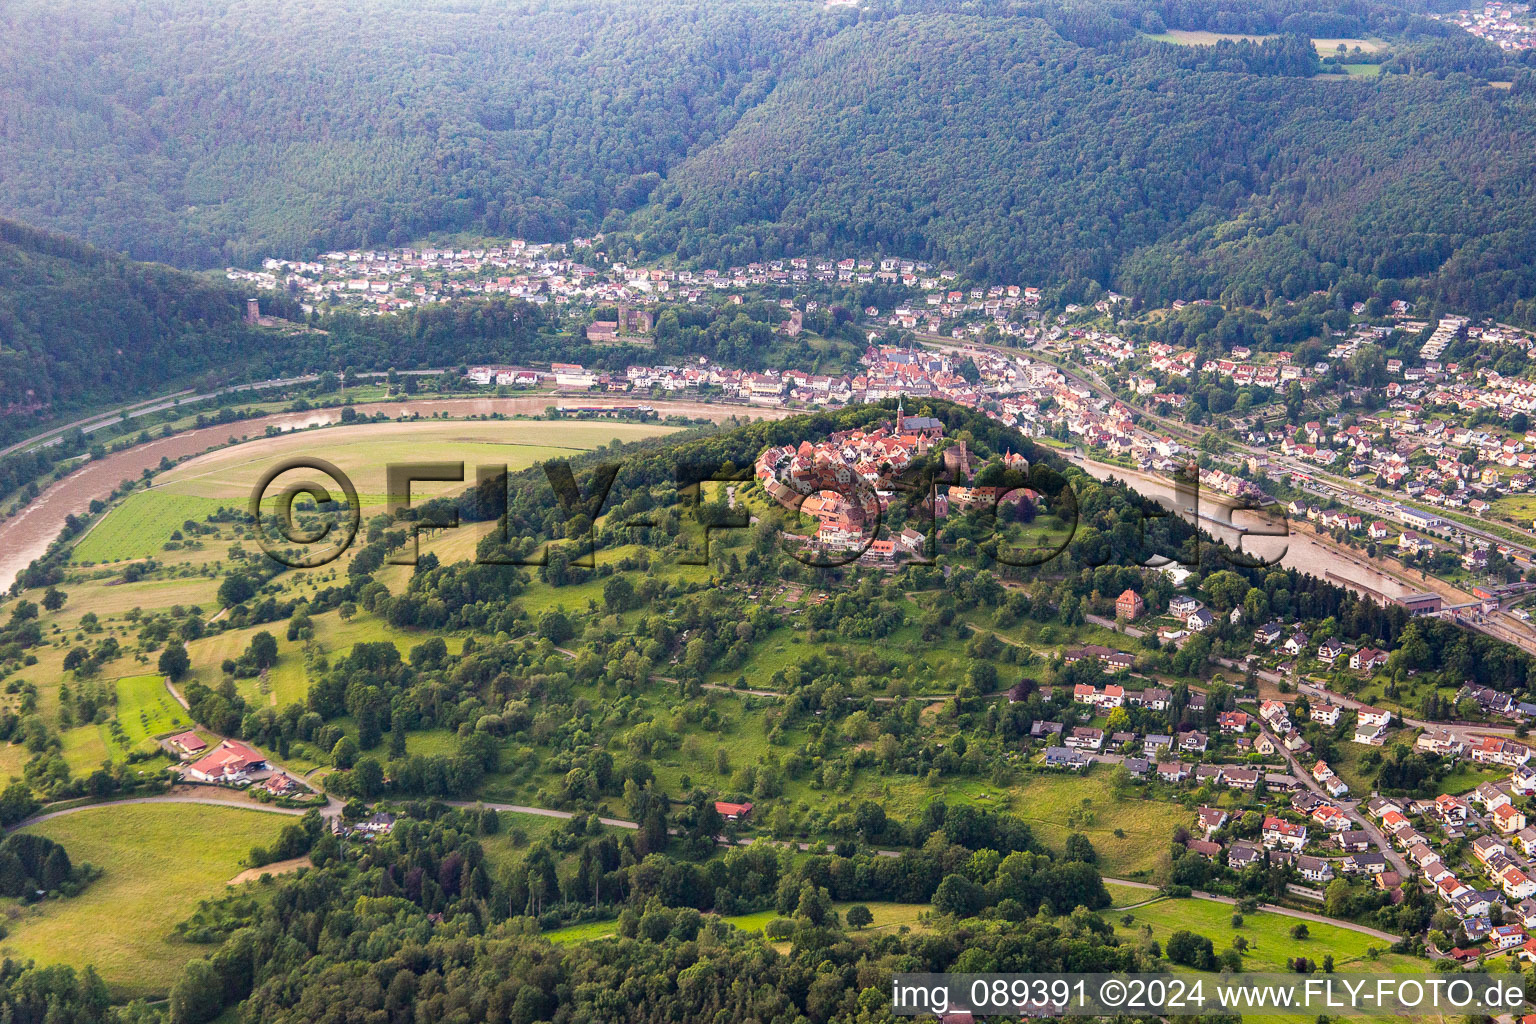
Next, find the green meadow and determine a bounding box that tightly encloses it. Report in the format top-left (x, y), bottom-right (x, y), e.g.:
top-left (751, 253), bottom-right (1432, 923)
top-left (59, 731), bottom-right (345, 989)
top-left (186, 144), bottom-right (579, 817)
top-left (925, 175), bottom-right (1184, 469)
top-left (3, 803), bottom-right (289, 999)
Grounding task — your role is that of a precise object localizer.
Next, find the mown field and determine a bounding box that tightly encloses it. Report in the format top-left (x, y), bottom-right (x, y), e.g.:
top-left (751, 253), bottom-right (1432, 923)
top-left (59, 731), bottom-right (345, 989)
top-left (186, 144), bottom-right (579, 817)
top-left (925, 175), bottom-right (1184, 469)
top-left (71, 491), bottom-right (234, 563)
top-left (1143, 29), bottom-right (1387, 54)
top-left (1115, 896), bottom-right (1410, 972)
top-left (149, 419), bottom-right (679, 502)
top-left (110, 673), bottom-right (191, 747)
top-left (2, 803), bottom-right (289, 999)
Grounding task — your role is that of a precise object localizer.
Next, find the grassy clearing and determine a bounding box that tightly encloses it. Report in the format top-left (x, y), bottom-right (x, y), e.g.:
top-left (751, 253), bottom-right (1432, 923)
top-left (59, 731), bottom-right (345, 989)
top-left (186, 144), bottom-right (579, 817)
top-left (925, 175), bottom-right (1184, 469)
top-left (1114, 896), bottom-right (1409, 972)
top-left (543, 901), bottom-right (928, 944)
top-left (72, 492), bottom-right (234, 564)
top-left (1440, 761), bottom-right (1510, 796)
top-left (1106, 882), bottom-right (1156, 908)
top-left (1314, 36), bottom-right (1386, 53)
top-left (1, 804), bottom-right (287, 999)
top-left (1491, 492), bottom-right (1536, 526)
top-left (1144, 29), bottom-right (1272, 45)
top-left (1144, 30), bottom-right (1386, 55)
top-left (886, 771), bottom-right (1189, 879)
top-left (476, 811), bottom-right (577, 869)
top-left (182, 606), bottom-right (463, 710)
top-left (113, 673), bottom-right (191, 746)
top-left (48, 576), bottom-right (223, 625)
top-left (997, 774), bottom-right (1189, 878)
top-left (58, 723), bottom-right (112, 774)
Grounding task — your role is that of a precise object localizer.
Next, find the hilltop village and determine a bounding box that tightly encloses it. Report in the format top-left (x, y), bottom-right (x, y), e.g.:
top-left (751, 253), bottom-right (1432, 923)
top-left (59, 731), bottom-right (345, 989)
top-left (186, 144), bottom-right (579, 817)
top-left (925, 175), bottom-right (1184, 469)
top-left (236, 238), bottom-right (1536, 654)
top-left (753, 404), bottom-right (1033, 556)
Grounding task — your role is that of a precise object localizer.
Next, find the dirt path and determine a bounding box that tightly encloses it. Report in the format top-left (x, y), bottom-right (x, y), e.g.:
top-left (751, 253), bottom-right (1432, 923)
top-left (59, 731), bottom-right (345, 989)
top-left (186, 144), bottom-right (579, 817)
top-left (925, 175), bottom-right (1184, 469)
top-left (227, 855), bottom-right (312, 885)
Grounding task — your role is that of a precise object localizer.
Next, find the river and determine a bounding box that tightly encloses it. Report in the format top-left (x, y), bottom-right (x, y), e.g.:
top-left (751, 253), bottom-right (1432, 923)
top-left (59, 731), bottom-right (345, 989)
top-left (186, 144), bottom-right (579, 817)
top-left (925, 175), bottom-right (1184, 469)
top-left (0, 397), bottom-right (794, 592)
top-left (1075, 456), bottom-right (1424, 602)
top-left (0, 398), bottom-right (1449, 601)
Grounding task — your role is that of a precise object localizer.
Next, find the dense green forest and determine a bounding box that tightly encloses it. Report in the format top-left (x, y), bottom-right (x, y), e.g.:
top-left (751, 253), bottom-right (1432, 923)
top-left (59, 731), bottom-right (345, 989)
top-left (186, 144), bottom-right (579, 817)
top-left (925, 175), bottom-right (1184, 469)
top-left (7, 0), bottom-right (1536, 318)
top-left (0, 220), bottom-right (263, 428)
top-left (0, 0), bottom-right (842, 268)
top-left (630, 11), bottom-right (1536, 318)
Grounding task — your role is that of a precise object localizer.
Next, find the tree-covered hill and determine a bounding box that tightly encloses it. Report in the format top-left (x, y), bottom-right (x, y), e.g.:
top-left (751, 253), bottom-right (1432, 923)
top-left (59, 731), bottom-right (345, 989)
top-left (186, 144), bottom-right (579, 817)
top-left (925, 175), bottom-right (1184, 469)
top-left (0, 219), bottom-right (263, 426)
top-left (633, 11), bottom-right (1536, 317)
top-left (6, 0), bottom-right (1536, 317)
top-left (0, 0), bottom-right (840, 267)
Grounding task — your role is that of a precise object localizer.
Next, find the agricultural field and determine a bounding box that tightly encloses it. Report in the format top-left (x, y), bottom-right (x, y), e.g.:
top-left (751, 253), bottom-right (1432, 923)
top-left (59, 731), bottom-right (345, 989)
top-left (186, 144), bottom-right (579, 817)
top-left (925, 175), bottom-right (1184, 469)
top-left (3, 416), bottom-right (683, 786)
top-left (149, 419), bottom-right (679, 505)
top-left (0, 803), bottom-right (289, 999)
top-left (1143, 29), bottom-right (1388, 55)
top-left (109, 673), bottom-right (191, 749)
top-left (71, 491), bottom-right (234, 564)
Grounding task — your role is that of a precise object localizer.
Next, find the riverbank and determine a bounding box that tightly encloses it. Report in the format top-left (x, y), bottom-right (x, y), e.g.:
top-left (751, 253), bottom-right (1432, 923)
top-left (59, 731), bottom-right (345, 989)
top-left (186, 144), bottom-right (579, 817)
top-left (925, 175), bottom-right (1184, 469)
top-left (0, 395), bottom-right (798, 591)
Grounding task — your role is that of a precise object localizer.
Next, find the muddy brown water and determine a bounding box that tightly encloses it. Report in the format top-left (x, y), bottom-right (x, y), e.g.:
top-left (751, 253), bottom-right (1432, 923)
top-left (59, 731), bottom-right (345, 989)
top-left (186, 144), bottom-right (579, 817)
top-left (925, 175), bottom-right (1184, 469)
top-left (0, 397), bottom-right (793, 591)
top-left (1, 398), bottom-right (1432, 602)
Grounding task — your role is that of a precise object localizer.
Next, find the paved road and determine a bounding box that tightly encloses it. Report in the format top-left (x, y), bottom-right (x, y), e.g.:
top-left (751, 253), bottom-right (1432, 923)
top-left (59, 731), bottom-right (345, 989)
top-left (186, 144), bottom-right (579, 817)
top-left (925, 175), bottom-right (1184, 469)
top-left (1257, 719), bottom-right (1410, 879)
top-left (7, 790), bottom-right (1402, 942)
top-left (1008, 339), bottom-right (1536, 565)
top-left (448, 800), bottom-right (639, 830)
top-left (0, 389), bottom-right (198, 458)
top-left (0, 368), bottom-right (451, 458)
top-left (925, 335), bottom-right (1536, 642)
top-left (448, 798), bottom-right (1400, 939)
top-left (1218, 657), bottom-right (1520, 744)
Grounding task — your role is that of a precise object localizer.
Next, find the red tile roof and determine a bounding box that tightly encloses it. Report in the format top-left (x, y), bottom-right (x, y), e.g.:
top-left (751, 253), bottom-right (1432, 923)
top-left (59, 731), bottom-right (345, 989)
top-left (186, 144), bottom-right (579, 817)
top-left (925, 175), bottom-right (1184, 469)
top-left (168, 731), bottom-right (207, 751)
top-left (185, 740), bottom-right (265, 780)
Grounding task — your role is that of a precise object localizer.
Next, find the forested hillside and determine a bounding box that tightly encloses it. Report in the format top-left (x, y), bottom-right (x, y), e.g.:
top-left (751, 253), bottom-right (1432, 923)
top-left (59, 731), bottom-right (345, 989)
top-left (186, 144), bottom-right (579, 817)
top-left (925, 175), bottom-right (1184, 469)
top-left (0, 220), bottom-right (260, 425)
top-left (634, 12), bottom-right (1536, 317)
top-left (6, 0), bottom-right (1536, 317)
top-left (0, 0), bottom-right (839, 267)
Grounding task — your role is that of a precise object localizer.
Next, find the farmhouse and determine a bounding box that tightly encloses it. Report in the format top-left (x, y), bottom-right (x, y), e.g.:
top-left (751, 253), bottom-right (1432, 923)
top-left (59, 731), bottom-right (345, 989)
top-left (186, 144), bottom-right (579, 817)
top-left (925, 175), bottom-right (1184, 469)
top-left (183, 740), bottom-right (267, 784)
top-left (168, 731), bottom-right (208, 758)
top-left (715, 801), bottom-right (755, 821)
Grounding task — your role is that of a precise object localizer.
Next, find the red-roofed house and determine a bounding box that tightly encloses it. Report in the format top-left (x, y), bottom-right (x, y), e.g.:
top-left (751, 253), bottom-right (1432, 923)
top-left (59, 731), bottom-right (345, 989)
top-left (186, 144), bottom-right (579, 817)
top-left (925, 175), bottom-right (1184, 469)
top-left (168, 731), bottom-right (208, 758)
top-left (184, 740), bottom-right (267, 784)
top-left (715, 801), bottom-right (754, 821)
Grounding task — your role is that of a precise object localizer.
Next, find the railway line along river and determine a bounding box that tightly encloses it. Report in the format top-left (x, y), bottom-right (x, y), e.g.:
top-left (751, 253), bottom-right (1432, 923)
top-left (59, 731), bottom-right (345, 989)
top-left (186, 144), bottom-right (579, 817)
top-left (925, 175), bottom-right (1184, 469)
top-left (0, 396), bottom-right (1468, 608)
top-left (1075, 456), bottom-right (1474, 608)
top-left (0, 396), bottom-right (795, 592)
